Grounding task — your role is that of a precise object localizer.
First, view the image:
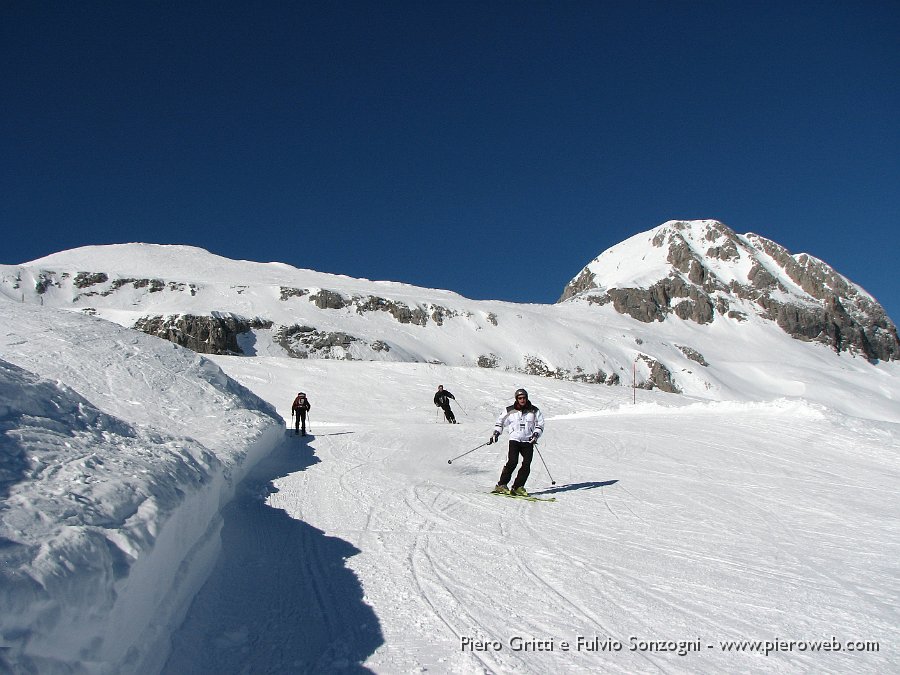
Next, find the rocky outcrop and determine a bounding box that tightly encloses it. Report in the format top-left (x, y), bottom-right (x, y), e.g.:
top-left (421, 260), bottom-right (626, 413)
top-left (636, 355), bottom-right (681, 393)
top-left (72, 276), bottom-right (199, 301)
top-left (306, 289), bottom-right (464, 328)
top-left (521, 355), bottom-right (620, 386)
top-left (562, 220), bottom-right (899, 362)
top-left (477, 354), bottom-right (499, 368)
top-left (273, 324), bottom-right (392, 360)
top-left (677, 345), bottom-right (709, 366)
top-left (279, 286), bottom-right (308, 301)
top-left (133, 314), bottom-right (273, 355)
top-left (355, 296), bottom-right (428, 326)
top-left (310, 290), bottom-right (351, 310)
top-left (601, 279), bottom-right (716, 324)
top-left (73, 272), bottom-right (109, 288)
top-left (558, 268), bottom-right (596, 302)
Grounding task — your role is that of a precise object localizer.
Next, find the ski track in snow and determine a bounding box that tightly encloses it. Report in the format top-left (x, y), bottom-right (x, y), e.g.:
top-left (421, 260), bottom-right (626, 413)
top-left (159, 357), bottom-right (900, 674)
top-left (4, 239), bottom-right (900, 674)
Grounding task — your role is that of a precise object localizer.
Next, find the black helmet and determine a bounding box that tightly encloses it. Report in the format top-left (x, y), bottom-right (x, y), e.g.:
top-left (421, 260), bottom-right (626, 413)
top-left (514, 388), bottom-right (528, 400)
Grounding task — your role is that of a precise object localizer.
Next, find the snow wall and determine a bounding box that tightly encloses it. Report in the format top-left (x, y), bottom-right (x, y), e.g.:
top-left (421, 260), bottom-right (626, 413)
top-left (0, 303), bottom-right (284, 673)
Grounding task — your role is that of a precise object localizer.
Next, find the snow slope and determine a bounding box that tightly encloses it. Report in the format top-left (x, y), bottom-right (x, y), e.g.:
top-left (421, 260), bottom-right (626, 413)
top-left (2, 237), bottom-right (899, 673)
top-left (3, 239), bottom-right (898, 420)
top-left (162, 356), bottom-right (899, 673)
top-left (0, 302), bottom-right (283, 674)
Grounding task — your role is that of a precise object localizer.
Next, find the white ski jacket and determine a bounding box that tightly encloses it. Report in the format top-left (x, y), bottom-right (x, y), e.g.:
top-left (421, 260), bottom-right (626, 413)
top-left (494, 404), bottom-right (544, 442)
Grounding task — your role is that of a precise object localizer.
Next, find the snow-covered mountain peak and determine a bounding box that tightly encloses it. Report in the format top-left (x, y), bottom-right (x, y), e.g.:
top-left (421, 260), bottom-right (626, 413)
top-left (3, 223), bottom-right (898, 410)
top-left (560, 220), bottom-right (899, 362)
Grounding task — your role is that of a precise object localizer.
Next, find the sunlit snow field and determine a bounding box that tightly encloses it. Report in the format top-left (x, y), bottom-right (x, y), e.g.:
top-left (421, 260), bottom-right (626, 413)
top-left (2, 235), bottom-right (898, 673)
top-left (164, 355), bottom-right (899, 673)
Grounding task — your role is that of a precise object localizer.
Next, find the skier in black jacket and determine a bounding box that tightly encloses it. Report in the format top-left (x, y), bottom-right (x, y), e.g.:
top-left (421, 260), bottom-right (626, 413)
top-left (291, 392), bottom-right (311, 436)
top-left (433, 385), bottom-right (457, 424)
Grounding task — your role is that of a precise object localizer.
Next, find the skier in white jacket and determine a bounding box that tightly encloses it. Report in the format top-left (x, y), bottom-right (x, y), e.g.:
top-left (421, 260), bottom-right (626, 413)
top-left (488, 388), bottom-right (544, 497)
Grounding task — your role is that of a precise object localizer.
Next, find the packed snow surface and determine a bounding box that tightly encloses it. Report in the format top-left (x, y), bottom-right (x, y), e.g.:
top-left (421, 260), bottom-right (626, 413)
top-left (162, 356), bottom-right (899, 673)
top-left (1, 238), bottom-right (899, 673)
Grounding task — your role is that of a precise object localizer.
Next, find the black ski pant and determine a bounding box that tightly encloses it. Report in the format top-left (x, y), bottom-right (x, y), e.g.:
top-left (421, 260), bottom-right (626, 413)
top-left (294, 411), bottom-right (307, 434)
top-left (498, 440), bottom-right (534, 489)
top-left (440, 403), bottom-right (456, 423)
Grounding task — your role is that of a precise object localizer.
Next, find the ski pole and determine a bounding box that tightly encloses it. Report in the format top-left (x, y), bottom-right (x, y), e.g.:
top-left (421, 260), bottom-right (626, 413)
top-left (447, 441), bottom-right (490, 464)
top-left (534, 443), bottom-right (556, 485)
top-left (455, 400), bottom-right (469, 417)
top-left (307, 412), bottom-right (312, 433)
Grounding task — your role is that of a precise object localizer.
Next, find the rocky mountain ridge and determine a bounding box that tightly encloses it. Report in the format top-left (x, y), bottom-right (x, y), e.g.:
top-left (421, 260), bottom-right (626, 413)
top-left (1, 224), bottom-right (897, 403)
top-left (560, 220), bottom-right (898, 362)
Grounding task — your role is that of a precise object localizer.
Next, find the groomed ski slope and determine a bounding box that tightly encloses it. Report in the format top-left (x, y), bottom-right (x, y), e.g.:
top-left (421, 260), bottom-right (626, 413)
top-left (166, 356), bottom-right (899, 673)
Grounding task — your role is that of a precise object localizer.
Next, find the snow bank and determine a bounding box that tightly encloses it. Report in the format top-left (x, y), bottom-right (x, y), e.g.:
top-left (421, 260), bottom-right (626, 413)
top-left (0, 302), bottom-right (283, 674)
top-left (551, 397), bottom-right (828, 420)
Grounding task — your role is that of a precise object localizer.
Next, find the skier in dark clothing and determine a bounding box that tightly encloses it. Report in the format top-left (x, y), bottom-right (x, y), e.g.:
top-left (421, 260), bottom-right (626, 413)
top-left (433, 385), bottom-right (457, 424)
top-left (291, 392), bottom-right (311, 436)
top-left (489, 388), bottom-right (544, 497)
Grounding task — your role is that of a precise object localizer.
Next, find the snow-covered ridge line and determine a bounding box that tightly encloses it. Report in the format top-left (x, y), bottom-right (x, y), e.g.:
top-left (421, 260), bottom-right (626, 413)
top-left (0, 303), bottom-right (283, 673)
top-left (560, 220), bottom-right (899, 362)
top-left (2, 224), bottom-right (899, 419)
top-left (18, 242), bottom-right (468, 301)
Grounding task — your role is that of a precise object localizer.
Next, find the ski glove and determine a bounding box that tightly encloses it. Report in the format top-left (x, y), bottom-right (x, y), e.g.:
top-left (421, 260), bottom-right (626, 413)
top-left (488, 431), bottom-right (500, 445)
top-left (528, 433), bottom-right (540, 443)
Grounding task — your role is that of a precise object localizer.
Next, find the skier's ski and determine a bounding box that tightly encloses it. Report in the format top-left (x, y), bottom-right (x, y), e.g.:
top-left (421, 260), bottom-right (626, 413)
top-left (489, 492), bottom-right (556, 503)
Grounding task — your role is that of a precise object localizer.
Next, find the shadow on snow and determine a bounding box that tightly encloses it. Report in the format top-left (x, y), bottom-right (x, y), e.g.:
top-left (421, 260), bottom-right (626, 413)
top-left (163, 436), bottom-right (382, 674)
top-left (531, 480), bottom-right (619, 496)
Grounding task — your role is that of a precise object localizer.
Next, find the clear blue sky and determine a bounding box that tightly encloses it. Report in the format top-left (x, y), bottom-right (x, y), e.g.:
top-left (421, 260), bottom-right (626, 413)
top-left (3, 1), bottom-right (898, 321)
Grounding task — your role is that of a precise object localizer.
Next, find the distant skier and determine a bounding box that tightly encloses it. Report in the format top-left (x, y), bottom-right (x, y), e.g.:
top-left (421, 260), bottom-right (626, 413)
top-left (291, 392), bottom-right (311, 436)
top-left (489, 388), bottom-right (544, 497)
top-left (433, 385), bottom-right (457, 424)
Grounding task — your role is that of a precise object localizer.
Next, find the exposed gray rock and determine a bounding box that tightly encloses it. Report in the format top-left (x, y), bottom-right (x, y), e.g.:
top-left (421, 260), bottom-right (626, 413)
top-left (605, 277), bottom-right (714, 325)
top-left (133, 314), bottom-right (272, 355)
top-left (477, 354), bottom-right (499, 368)
top-left (310, 289), bottom-right (350, 310)
top-left (371, 340), bottom-right (391, 353)
top-left (431, 307), bottom-right (448, 325)
top-left (34, 273), bottom-right (59, 294)
top-left (571, 366), bottom-right (608, 384)
top-left (521, 355), bottom-right (618, 386)
top-left (309, 289), bottom-right (443, 328)
top-left (274, 323), bottom-right (392, 360)
top-left (636, 355), bottom-right (681, 393)
top-left (523, 355), bottom-right (557, 378)
top-left (71, 277), bottom-right (198, 301)
top-left (111, 278), bottom-right (166, 293)
top-left (677, 345), bottom-right (709, 366)
top-left (73, 272), bottom-right (109, 289)
top-left (558, 268), bottom-right (596, 302)
top-left (355, 295), bottom-right (428, 326)
top-left (706, 238), bottom-right (740, 262)
top-left (428, 304), bottom-right (460, 326)
top-left (279, 287), bottom-right (308, 301)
